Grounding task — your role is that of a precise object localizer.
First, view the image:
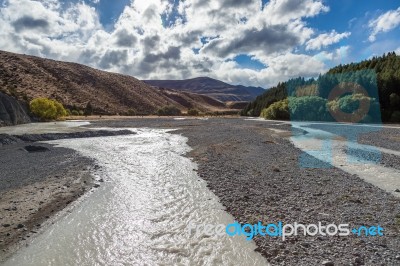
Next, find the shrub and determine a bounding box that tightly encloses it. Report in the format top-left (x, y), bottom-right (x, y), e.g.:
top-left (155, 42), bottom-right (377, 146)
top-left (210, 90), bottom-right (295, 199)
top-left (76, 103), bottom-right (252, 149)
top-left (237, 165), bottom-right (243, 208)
top-left (327, 93), bottom-right (380, 123)
top-left (127, 109), bottom-right (136, 116)
top-left (260, 99), bottom-right (289, 120)
top-left (289, 96), bottom-right (329, 121)
top-left (390, 93), bottom-right (400, 109)
top-left (390, 111), bottom-right (400, 122)
top-left (84, 102), bottom-right (93, 116)
top-left (157, 106), bottom-right (181, 116)
top-left (30, 98), bottom-right (67, 120)
top-left (187, 108), bottom-right (200, 116)
top-left (71, 110), bottom-right (80, 116)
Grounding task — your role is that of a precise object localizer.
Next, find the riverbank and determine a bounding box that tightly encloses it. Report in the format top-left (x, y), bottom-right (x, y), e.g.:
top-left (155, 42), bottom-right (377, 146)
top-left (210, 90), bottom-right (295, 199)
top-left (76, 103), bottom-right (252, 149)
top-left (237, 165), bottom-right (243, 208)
top-left (91, 118), bottom-right (400, 265)
top-left (1, 118), bottom-right (399, 265)
top-left (0, 129), bottom-right (135, 262)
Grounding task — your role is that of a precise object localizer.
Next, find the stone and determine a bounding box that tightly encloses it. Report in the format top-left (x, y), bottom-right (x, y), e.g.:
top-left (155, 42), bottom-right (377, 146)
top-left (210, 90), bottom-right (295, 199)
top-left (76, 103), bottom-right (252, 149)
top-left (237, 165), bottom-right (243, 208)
top-left (24, 145), bottom-right (50, 153)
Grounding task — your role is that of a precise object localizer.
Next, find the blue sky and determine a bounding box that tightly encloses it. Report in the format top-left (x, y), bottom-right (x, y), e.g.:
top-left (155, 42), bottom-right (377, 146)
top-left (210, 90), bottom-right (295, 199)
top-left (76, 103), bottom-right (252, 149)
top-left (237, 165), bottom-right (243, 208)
top-left (87, 0), bottom-right (400, 74)
top-left (0, 0), bottom-right (399, 88)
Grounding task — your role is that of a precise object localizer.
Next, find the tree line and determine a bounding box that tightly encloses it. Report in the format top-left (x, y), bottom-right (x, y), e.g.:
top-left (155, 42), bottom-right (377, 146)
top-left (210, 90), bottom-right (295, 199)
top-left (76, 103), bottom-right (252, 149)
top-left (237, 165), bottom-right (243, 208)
top-left (241, 52), bottom-right (400, 122)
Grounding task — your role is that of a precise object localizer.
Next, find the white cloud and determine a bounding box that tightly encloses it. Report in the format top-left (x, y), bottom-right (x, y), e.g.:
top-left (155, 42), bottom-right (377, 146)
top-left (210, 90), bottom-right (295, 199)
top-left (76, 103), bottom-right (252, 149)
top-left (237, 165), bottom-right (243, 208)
top-left (313, 46), bottom-right (351, 66)
top-left (0, 0), bottom-right (335, 87)
top-left (369, 7), bottom-right (400, 42)
top-left (306, 30), bottom-right (351, 51)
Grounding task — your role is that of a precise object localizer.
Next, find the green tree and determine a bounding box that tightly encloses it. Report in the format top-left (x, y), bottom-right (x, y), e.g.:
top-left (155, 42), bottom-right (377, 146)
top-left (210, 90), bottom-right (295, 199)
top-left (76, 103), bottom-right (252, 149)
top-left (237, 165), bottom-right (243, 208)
top-left (157, 106), bottom-right (181, 116)
top-left (260, 99), bottom-right (289, 120)
top-left (187, 108), bottom-right (200, 116)
top-left (30, 98), bottom-right (67, 120)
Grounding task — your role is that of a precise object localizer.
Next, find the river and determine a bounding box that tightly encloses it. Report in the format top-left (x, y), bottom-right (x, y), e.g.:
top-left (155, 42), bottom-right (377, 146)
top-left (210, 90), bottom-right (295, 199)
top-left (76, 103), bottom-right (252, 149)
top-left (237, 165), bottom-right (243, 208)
top-left (3, 127), bottom-right (266, 265)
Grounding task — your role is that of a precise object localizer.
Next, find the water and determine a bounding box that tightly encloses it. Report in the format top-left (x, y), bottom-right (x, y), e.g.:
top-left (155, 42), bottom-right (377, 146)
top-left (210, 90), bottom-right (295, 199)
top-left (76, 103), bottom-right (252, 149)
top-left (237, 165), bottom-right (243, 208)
top-left (3, 128), bottom-right (266, 265)
top-left (290, 123), bottom-right (400, 197)
top-left (246, 118), bottom-right (400, 196)
top-left (0, 121), bottom-right (91, 135)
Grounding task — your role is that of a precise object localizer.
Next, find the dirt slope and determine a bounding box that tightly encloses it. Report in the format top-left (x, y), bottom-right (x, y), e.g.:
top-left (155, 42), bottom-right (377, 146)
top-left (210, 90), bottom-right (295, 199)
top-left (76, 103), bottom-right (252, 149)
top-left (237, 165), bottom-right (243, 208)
top-left (0, 50), bottom-right (229, 115)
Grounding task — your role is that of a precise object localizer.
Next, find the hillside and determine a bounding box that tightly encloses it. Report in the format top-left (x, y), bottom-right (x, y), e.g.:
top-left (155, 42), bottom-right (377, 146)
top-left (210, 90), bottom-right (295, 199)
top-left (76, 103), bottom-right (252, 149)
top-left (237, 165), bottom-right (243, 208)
top-left (144, 77), bottom-right (265, 102)
top-left (0, 50), bottom-right (230, 116)
top-left (242, 52), bottom-right (400, 122)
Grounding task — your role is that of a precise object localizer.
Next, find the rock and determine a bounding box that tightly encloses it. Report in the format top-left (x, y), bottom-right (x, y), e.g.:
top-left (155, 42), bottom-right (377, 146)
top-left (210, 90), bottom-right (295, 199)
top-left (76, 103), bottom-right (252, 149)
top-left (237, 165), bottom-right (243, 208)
top-left (98, 179), bottom-right (104, 182)
top-left (2, 224), bottom-right (10, 227)
top-left (24, 145), bottom-right (50, 153)
top-left (0, 92), bottom-right (31, 126)
top-left (395, 189), bottom-right (400, 193)
top-left (321, 261), bottom-right (334, 266)
top-left (395, 255), bottom-right (400, 260)
top-left (16, 223), bottom-right (24, 229)
top-left (93, 184), bottom-right (101, 188)
top-left (354, 257), bottom-right (363, 264)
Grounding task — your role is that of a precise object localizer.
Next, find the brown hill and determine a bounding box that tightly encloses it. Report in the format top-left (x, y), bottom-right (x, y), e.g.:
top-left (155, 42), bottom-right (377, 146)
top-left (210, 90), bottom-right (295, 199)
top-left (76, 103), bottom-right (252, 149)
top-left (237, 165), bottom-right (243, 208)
top-left (144, 77), bottom-right (265, 102)
top-left (0, 50), bottom-right (229, 115)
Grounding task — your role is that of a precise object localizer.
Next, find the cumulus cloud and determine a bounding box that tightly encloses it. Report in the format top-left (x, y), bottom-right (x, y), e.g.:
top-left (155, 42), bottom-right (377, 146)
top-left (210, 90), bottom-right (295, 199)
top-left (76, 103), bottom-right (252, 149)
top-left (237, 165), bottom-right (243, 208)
top-left (306, 30), bottom-right (351, 51)
top-left (12, 16), bottom-right (49, 32)
top-left (369, 7), bottom-right (400, 42)
top-left (201, 25), bottom-right (301, 58)
top-left (0, 0), bottom-right (337, 87)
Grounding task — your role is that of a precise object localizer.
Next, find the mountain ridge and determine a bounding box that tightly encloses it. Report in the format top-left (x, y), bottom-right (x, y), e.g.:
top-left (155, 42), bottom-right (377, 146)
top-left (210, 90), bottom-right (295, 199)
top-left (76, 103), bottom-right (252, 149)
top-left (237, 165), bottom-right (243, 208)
top-left (144, 77), bottom-right (265, 102)
top-left (0, 50), bottom-right (234, 116)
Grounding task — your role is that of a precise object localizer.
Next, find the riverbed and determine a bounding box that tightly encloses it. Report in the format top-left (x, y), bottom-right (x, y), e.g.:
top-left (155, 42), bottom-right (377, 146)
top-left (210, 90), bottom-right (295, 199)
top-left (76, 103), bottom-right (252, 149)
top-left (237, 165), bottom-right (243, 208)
top-left (3, 128), bottom-right (266, 265)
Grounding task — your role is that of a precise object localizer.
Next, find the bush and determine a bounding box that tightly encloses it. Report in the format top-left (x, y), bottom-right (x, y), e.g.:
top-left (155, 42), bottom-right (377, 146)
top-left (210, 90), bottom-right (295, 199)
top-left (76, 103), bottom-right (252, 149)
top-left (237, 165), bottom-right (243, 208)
top-left (327, 93), bottom-right (380, 123)
top-left (289, 96), bottom-right (329, 121)
top-left (84, 102), bottom-right (93, 116)
top-left (390, 93), bottom-right (400, 109)
top-left (260, 99), bottom-right (289, 120)
top-left (126, 109), bottom-right (136, 116)
top-left (187, 108), bottom-right (200, 116)
top-left (30, 98), bottom-right (67, 120)
top-left (71, 110), bottom-right (80, 116)
top-left (390, 111), bottom-right (400, 122)
top-left (157, 106), bottom-right (181, 116)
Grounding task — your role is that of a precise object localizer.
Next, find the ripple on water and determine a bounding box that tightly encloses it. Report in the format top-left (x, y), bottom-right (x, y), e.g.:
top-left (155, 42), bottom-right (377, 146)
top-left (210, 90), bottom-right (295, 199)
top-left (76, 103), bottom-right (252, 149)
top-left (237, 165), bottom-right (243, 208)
top-left (4, 128), bottom-right (267, 266)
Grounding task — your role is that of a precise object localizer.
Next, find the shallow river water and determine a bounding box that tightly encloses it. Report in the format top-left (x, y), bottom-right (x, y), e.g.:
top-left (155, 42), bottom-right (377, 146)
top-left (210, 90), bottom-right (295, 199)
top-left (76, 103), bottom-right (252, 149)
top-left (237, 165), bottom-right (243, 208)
top-left (3, 128), bottom-right (266, 265)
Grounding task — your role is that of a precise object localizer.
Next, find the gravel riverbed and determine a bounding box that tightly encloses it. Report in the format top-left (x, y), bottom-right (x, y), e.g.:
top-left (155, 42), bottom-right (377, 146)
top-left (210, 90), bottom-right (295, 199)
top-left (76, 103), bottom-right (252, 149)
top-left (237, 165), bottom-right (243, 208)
top-left (92, 118), bottom-right (400, 265)
top-left (1, 118), bottom-right (399, 265)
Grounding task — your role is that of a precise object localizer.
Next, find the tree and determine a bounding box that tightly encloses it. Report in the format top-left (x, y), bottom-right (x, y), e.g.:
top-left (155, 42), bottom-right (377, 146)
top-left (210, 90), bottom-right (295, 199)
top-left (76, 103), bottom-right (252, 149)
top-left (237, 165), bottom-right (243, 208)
top-left (260, 99), bottom-right (289, 120)
top-left (157, 106), bottom-right (181, 116)
top-left (84, 102), bottom-right (93, 115)
top-left (187, 108), bottom-right (200, 116)
top-left (30, 98), bottom-right (67, 120)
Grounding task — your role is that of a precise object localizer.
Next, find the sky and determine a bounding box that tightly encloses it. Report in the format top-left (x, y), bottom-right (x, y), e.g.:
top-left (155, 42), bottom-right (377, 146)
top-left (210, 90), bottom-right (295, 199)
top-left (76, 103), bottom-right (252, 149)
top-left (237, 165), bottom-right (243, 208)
top-left (0, 0), bottom-right (399, 88)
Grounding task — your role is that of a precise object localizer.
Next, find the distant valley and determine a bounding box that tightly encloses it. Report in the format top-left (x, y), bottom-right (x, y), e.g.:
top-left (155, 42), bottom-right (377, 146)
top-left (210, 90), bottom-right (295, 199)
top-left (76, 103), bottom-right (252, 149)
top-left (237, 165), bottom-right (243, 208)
top-left (144, 77), bottom-right (265, 102)
top-left (0, 50), bottom-right (262, 119)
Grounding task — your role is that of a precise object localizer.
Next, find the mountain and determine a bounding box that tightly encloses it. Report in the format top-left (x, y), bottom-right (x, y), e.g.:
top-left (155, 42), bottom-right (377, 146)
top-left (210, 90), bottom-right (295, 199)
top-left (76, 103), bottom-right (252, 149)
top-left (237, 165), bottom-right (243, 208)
top-left (241, 52), bottom-right (400, 122)
top-left (0, 50), bottom-right (230, 116)
top-left (143, 77), bottom-right (265, 102)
